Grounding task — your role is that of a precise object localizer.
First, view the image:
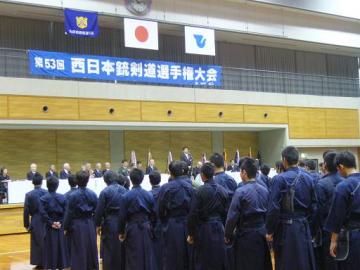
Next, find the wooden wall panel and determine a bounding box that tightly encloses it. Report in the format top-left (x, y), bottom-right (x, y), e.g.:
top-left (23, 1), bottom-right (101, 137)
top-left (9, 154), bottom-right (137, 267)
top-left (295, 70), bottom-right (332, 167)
top-left (170, 131), bottom-right (212, 164)
top-left (79, 99), bottom-right (141, 121)
top-left (124, 131), bottom-right (171, 173)
top-left (223, 132), bottom-right (260, 159)
top-left (325, 109), bottom-right (359, 139)
top-left (141, 102), bottom-right (196, 122)
top-left (56, 130), bottom-right (110, 172)
top-left (0, 96), bottom-right (8, 118)
top-left (288, 108), bottom-right (327, 139)
top-left (196, 104), bottom-right (244, 123)
top-left (0, 130), bottom-right (57, 179)
top-left (8, 96), bottom-right (79, 120)
top-left (244, 105), bottom-right (288, 124)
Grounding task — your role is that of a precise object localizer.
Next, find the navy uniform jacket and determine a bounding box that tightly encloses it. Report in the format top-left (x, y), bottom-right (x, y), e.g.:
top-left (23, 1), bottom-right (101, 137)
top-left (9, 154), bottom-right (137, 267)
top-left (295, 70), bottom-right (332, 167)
top-left (324, 173), bottom-right (360, 270)
top-left (266, 167), bottom-right (317, 270)
top-left (214, 171), bottom-right (237, 202)
top-left (59, 170), bottom-right (71, 180)
top-left (95, 182), bottom-right (126, 226)
top-left (23, 186), bottom-right (48, 229)
top-left (93, 169), bottom-right (103, 178)
top-left (64, 187), bottom-right (77, 200)
top-left (315, 172), bottom-right (343, 228)
top-left (45, 170), bottom-right (59, 179)
top-left (309, 171), bottom-right (322, 184)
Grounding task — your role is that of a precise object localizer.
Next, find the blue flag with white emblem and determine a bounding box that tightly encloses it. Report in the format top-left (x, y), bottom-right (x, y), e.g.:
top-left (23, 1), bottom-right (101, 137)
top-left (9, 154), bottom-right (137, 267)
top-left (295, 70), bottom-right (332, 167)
top-left (64, 8), bottom-right (99, 38)
top-left (185, 26), bottom-right (216, 56)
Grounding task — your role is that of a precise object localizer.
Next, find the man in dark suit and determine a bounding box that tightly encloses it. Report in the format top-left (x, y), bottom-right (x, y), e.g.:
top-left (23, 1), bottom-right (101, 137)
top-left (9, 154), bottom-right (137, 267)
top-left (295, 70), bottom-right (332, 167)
top-left (26, 163), bottom-right (38, 180)
top-left (102, 162), bottom-right (111, 175)
top-left (59, 163), bottom-right (71, 180)
top-left (180, 147), bottom-right (193, 169)
top-left (93, 163), bottom-right (103, 178)
top-left (45, 164), bottom-right (58, 179)
top-left (145, 158), bottom-right (158, 174)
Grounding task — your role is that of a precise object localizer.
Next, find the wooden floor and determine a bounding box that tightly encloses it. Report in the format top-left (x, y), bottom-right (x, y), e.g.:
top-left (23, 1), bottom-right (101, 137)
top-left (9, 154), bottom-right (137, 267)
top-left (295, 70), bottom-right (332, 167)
top-left (0, 234), bottom-right (103, 270)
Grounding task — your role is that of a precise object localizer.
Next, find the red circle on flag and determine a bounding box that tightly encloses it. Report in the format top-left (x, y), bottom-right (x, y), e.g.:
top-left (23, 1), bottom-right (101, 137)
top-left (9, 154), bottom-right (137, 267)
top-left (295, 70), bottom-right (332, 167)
top-left (135, 26), bottom-right (149, 43)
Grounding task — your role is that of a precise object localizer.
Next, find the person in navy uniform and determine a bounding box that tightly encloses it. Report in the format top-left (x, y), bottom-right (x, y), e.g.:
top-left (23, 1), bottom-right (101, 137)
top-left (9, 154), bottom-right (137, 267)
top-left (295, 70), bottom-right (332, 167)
top-left (187, 162), bottom-right (229, 270)
top-left (23, 172), bottom-right (47, 269)
top-left (225, 158), bottom-right (272, 270)
top-left (45, 164), bottom-right (58, 179)
top-left (210, 153), bottom-right (237, 201)
top-left (26, 163), bottom-right (38, 180)
top-left (260, 164), bottom-right (272, 190)
top-left (158, 161), bottom-right (194, 270)
top-left (146, 158), bottom-right (158, 174)
top-left (306, 160), bottom-right (322, 184)
top-left (95, 171), bottom-right (127, 270)
top-left (119, 168), bottom-right (157, 270)
top-left (180, 146), bottom-right (193, 170)
top-left (325, 151), bottom-right (360, 270)
top-left (314, 151), bottom-right (342, 270)
top-left (149, 170), bottom-right (162, 269)
top-left (266, 146), bottom-right (317, 270)
top-left (39, 176), bottom-right (69, 270)
top-left (63, 170), bottom-right (99, 270)
top-left (93, 163), bottom-right (103, 178)
top-left (59, 163), bottom-right (71, 180)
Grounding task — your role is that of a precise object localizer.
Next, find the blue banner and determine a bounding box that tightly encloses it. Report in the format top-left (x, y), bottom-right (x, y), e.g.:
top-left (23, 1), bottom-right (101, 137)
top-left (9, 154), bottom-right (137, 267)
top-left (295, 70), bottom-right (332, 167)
top-left (64, 9), bottom-right (99, 38)
top-left (28, 50), bottom-right (222, 87)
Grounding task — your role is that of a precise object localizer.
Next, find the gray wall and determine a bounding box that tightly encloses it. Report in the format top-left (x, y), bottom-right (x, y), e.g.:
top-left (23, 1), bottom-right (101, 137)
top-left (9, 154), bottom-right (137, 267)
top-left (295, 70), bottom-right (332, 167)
top-left (259, 129), bottom-right (288, 166)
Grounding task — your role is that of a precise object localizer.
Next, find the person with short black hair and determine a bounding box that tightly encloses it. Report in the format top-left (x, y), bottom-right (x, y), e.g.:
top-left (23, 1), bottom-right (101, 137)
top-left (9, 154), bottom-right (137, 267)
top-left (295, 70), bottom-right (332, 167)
top-left (299, 160), bottom-right (306, 168)
top-left (39, 176), bottom-right (69, 269)
top-left (314, 151), bottom-right (342, 270)
top-left (119, 168), bottom-right (157, 270)
top-left (63, 170), bottom-right (99, 270)
top-left (179, 161), bottom-right (192, 185)
top-left (275, 161), bottom-right (285, 174)
top-left (23, 172), bottom-right (47, 269)
top-left (180, 146), bottom-right (193, 170)
top-left (95, 171), bottom-right (126, 270)
top-left (158, 161), bottom-right (194, 270)
top-left (210, 153), bottom-right (237, 202)
top-left (266, 146), bottom-right (317, 270)
top-left (325, 151), bottom-right (360, 270)
top-left (149, 170), bottom-right (162, 269)
top-left (187, 162), bottom-right (229, 269)
top-left (225, 158), bottom-right (272, 270)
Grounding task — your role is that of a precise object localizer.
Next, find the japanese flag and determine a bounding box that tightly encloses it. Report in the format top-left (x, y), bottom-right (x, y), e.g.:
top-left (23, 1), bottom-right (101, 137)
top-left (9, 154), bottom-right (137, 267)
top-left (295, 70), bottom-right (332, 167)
top-left (185, 26), bottom-right (216, 56)
top-left (124, 18), bottom-right (159, 50)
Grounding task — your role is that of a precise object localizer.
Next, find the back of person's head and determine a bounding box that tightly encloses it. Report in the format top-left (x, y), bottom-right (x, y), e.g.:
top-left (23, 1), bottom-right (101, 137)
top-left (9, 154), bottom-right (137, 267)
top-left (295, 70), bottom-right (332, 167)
top-left (335, 151), bottom-right (356, 169)
top-left (180, 161), bottom-right (189, 176)
top-left (305, 160), bottom-right (317, 171)
top-left (76, 170), bottom-right (90, 187)
top-left (281, 146), bottom-right (299, 166)
top-left (209, 153), bottom-right (224, 168)
top-left (67, 174), bottom-right (77, 188)
top-left (201, 162), bottom-right (215, 180)
top-left (323, 151), bottom-right (337, 173)
top-left (298, 160), bottom-right (306, 168)
top-left (130, 168), bottom-right (144, 185)
top-left (116, 174), bottom-right (126, 186)
top-left (149, 171), bottom-right (161, 186)
top-left (124, 178), bottom-right (130, 190)
top-left (168, 161), bottom-right (183, 178)
top-left (32, 172), bottom-right (43, 186)
top-left (323, 149), bottom-right (335, 159)
top-left (260, 164), bottom-right (270, 176)
top-left (47, 176), bottom-right (59, 192)
top-left (103, 171), bottom-right (117, 185)
top-left (240, 158), bottom-right (258, 179)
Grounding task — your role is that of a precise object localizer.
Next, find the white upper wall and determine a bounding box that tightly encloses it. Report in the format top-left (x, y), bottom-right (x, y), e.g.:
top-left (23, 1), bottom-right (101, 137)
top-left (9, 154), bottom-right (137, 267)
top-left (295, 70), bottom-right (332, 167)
top-left (5, 0), bottom-right (360, 48)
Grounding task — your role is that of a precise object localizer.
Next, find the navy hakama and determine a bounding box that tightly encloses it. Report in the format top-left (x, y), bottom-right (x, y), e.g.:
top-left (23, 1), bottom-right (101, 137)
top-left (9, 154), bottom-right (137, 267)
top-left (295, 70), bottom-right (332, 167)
top-left (23, 186), bottom-right (48, 266)
top-left (158, 178), bottom-right (194, 270)
top-left (150, 186), bottom-right (162, 270)
top-left (39, 192), bottom-right (69, 269)
top-left (119, 185), bottom-right (157, 270)
top-left (63, 187), bottom-right (99, 270)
